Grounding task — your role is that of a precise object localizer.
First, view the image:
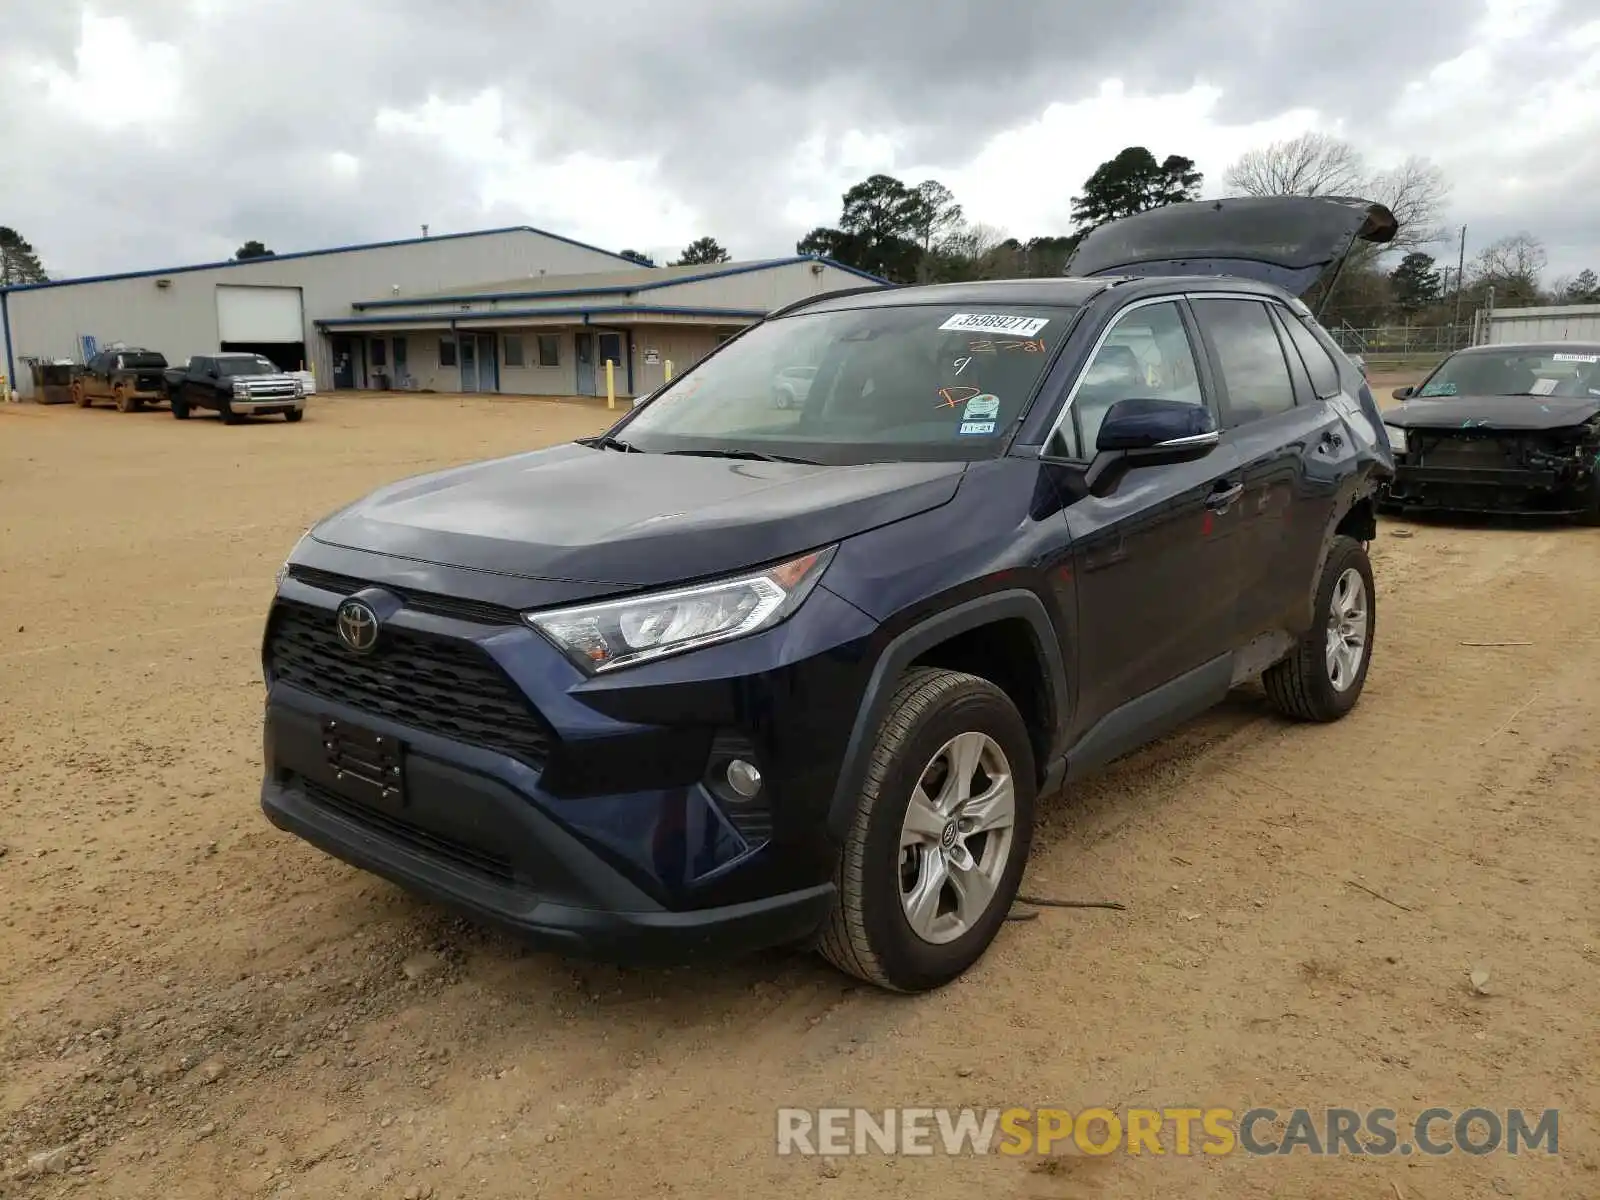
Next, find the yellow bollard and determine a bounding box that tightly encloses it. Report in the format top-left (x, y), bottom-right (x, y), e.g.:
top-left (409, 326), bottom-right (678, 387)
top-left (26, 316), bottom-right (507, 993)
top-left (605, 359), bottom-right (615, 410)
top-left (664, 359), bottom-right (674, 382)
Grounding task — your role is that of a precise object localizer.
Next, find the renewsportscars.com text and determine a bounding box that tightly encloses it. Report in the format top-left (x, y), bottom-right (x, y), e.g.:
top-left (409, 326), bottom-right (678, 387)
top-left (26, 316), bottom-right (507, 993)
top-left (776, 1106), bottom-right (1559, 1158)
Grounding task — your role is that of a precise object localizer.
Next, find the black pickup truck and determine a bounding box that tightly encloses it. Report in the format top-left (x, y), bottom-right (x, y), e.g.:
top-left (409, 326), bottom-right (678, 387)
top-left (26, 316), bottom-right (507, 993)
top-left (164, 353), bottom-right (307, 423)
top-left (72, 348), bottom-right (170, 412)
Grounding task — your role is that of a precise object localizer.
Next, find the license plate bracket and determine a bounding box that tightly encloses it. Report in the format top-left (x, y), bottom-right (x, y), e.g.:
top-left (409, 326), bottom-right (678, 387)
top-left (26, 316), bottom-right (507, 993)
top-left (322, 717), bottom-right (406, 812)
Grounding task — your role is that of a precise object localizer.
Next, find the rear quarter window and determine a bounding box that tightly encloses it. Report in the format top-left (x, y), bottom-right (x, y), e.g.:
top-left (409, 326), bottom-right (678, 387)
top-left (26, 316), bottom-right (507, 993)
top-left (1280, 315), bottom-right (1343, 398)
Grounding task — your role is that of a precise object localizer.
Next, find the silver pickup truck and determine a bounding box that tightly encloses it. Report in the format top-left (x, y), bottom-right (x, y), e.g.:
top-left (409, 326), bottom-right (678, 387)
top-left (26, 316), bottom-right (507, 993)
top-left (165, 353), bottom-right (307, 423)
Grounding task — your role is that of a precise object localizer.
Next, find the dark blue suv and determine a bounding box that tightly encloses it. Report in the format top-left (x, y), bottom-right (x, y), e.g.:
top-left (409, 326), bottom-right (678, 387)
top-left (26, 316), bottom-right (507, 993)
top-left (261, 197), bottom-right (1396, 992)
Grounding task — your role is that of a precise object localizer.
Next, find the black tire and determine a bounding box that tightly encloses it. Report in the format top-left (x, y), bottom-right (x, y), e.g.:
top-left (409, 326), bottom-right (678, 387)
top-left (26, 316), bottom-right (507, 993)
top-left (284, 409), bottom-right (304, 423)
top-left (1263, 535), bottom-right (1375, 722)
top-left (817, 667), bottom-right (1036, 993)
top-left (170, 396), bottom-right (190, 420)
top-left (72, 383), bottom-right (90, 408)
top-left (221, 402), bottom-right (243, 425)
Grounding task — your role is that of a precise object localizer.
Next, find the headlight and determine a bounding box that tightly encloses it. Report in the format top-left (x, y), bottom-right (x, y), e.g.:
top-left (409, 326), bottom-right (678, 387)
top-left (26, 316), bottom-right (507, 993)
top-left (1384, 425), bottom-right (1408, 454)
top-left (233, 379), bottom-right (247, 394)
top-left (526, 546), bottom-right (836, 674)
top-left (275, 530), bottom-right (311, 591)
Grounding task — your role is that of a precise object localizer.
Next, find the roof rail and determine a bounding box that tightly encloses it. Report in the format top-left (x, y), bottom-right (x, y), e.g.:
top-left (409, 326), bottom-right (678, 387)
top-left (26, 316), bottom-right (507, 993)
top-left (767, 282), bottom-right (902, 320)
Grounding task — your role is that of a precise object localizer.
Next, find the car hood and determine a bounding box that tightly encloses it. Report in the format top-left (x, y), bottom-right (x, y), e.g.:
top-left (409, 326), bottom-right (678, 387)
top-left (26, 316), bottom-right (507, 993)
top-left (1065, 195), bottom-right (1399, 297)
top-left (308, 442), bottom-right (967, 589)
top-left (1383, 394), bottom-right (1600, 431)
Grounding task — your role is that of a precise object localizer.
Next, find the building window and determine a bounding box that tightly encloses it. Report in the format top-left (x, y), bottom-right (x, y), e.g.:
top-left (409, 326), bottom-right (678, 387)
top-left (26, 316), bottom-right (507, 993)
top-left (439, 337), bottom-right (457, 367)
top-left (370, 338), bottom-right (387, 367)
top-left (503, 335), bottom-right (525, 367)
top-left (537, 334), bottom-right (560, 367)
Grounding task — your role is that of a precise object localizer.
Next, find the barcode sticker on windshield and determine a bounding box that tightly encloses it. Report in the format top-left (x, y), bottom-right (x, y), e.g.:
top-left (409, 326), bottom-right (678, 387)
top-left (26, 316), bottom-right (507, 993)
top-left (939, 313), bottom-right (1051, 337)
top-left (1552, 353), bottom-right (1599, 363)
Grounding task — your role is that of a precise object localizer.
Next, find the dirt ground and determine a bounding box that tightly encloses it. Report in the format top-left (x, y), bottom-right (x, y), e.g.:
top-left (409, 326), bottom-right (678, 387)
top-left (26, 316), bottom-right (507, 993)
top-left (2, 392), bottom-right (1597, 1200)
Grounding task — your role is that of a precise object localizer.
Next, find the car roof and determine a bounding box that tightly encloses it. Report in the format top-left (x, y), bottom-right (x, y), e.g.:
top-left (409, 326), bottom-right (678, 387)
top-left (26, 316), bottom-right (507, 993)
top-left (791, 273), bottom-right (1287, 317)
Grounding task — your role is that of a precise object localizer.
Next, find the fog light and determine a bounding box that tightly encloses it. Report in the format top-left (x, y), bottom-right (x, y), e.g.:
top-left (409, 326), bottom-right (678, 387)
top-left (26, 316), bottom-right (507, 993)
top-left (725, 759), bottom-right (762, 798)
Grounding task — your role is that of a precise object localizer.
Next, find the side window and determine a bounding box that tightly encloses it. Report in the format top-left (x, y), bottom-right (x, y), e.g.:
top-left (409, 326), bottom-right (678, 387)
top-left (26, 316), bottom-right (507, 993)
top-left (1191, 298), bottom-right (1296, 428)
top-left (1278, 311), bottom-right (1342, 398)
top-left (438, 338), bottom-right (457, 368)
top-left (1052, 300), bottom-right (1205, 458)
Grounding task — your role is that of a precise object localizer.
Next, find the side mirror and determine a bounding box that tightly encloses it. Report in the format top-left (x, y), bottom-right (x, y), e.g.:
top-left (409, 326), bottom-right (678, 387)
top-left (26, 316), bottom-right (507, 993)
top-left (1392, 385), bottom-right (1414, 400)
top-left (1085, 397), bottom-right (1219, 495)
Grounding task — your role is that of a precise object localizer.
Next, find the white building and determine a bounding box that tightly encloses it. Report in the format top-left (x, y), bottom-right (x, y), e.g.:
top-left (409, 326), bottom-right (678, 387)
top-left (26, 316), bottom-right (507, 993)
top-left (1480, 302), bottom-right (1600, 346)
top-left (317, 257), bottom-right (882, 398)
top-left (0, 228), bottom-right (883, 400)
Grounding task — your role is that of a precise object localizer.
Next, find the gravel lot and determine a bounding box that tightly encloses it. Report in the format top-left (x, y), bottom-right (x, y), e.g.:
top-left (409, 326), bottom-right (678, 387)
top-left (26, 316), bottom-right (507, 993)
top-left (2, 392), bottom-right (1596, 1199)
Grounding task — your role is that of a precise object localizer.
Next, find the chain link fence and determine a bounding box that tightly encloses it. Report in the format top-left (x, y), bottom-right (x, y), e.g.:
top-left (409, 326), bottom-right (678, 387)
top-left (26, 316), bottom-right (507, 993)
top-left (1322, 323), bottom-right (1474, 361)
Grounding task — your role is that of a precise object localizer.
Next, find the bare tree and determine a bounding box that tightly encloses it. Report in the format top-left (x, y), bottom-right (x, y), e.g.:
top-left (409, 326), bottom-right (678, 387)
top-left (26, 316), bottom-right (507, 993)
top-left (1224, 135), bottom-right (1450, 256)
top-left (1475, 231), bottom-right (1547, 283)
top-left (1224, 132), bottom-right (1365, 198)
top-left (1365, 156), bottom-right (1450, 252)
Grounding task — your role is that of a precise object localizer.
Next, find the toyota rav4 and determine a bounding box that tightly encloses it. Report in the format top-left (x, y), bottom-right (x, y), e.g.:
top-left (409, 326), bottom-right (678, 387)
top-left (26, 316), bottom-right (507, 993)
top-left (260, 196), bottom-right (1396, 993)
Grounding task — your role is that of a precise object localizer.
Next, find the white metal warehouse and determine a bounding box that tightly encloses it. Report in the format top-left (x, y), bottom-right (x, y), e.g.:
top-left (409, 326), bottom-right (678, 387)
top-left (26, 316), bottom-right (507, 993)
top-left (0, 229), bottom-right (883, 400)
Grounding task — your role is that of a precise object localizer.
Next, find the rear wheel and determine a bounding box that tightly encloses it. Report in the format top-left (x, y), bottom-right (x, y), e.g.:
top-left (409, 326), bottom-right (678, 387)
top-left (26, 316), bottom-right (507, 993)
top-left (817, 668), bottom-right (1036, 993)
top-left (114, 386), bottom-right (134, 413)
top-left (1263, 535), bottom-right (1375, 722)
top-left (72, 383), bottom-right (90, 408)
top-left (1577, 474), bottom-right (1600, 527)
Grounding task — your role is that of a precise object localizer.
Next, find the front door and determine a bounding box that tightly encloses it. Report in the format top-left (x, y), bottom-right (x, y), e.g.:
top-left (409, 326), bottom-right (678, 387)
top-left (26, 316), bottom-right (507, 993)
top-left (392, 337), bottom-right (408, 387)
top-left (1051, 298), bottom-right (1247, 744)
top-left (474, 334), bottom-right (498, 393)
top-left (331, 337), bottom-right (355, 389)
top-left (575, 332), bottom-right (596, 396)
top-left (597, 333), bottom-right (623, 394)
top-left (460, 337), bottom-right (478, 393)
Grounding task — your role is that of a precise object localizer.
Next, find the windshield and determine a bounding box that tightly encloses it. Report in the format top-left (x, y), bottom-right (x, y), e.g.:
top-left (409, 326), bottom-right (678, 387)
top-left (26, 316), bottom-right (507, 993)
top-left (1416, 348), bottom-right (1600, 399)
top-left (617, 303), bottom-right (1076, 464)
top-left (118, 352), bottom-right (167, 369)
top-left (217, 357), bottom-right (279, 376)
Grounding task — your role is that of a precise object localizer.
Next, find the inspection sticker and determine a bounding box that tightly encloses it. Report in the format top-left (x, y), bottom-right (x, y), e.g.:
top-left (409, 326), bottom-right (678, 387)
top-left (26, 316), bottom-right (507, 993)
top-left (940, 313), bottom-right (1050, 337)
top-left (959, 420), bottom-right (997, 435)
top-left (963, 394), bottom-right (1001, 421)
top-left (1552, 353), bottom-right (1599, 363)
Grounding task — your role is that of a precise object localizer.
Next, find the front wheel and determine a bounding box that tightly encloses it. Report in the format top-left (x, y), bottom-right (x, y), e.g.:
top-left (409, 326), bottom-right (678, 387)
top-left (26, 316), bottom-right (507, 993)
top-left (817, 668), bottom-right (1036, 993)
top-left (283, 408), bottom-right (304, 423)
top-left (1576, 474), bottom-right (1600, 527)
top-left (221, 402), bottom-right (243, 425)
top-left (1263, 535), bottom-right (1376, 721)
top-left (170, 395), bottom-right (190, 419)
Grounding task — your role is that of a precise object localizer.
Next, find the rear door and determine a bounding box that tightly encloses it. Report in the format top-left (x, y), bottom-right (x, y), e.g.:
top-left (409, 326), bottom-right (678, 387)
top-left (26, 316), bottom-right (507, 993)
top-left (85, 353), bottom-right (112, 400)
top-left (1188, 296), bottom-right (1348, 641)
top-left (1048, 296), bottom-right (1247, 736)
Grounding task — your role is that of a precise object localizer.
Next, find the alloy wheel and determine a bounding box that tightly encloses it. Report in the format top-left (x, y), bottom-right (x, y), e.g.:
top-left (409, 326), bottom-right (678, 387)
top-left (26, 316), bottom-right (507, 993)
top-left (1325, 567), bottom-right (1368, 691)
top-left (897, 731), bottom-right (1016, 945)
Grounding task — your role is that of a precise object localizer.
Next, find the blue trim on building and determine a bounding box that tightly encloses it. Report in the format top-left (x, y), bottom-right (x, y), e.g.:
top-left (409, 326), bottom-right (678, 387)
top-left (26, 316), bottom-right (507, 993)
top-left (316, 304), bottom-right (771, 329)
top-left (0, 226), bottom-right (640, 295)
top-left (1, 290), bottom-right (14, 398)
top-left (350, 255), bottom-right (890, 311)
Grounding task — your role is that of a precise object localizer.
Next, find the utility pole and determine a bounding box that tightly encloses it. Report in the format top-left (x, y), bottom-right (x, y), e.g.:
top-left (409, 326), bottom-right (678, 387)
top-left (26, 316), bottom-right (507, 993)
top-left (1452, 225), bottom-right (1467, 344)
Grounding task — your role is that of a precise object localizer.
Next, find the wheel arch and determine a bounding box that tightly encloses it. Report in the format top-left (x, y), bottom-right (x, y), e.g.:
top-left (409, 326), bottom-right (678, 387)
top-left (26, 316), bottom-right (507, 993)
top-left (824, 589), bottom-right (1068, 841)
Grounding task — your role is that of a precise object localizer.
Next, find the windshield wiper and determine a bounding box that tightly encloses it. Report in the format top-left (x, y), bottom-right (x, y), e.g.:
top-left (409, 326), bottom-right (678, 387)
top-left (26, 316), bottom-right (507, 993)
top-left (664, 448), bottom-right (820, 465)
top-left (587, 435), bottom-right (640, 453)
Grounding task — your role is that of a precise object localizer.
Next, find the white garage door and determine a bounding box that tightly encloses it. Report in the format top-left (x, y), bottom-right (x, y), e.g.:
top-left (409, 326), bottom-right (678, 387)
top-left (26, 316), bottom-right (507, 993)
top-left (215, 285), bottom-right (304, 343)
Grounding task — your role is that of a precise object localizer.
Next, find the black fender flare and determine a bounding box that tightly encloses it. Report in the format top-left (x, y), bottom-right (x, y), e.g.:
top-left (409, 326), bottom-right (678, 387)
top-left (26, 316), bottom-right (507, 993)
top-left (824, 588), bottom-right (1069, 841)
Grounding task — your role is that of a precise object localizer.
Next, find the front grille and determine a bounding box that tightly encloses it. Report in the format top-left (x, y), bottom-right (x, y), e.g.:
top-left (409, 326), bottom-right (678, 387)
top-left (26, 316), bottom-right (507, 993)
top-left (266, 599), bottom-right (553, 767)
top-left (1419, 435), bottom-right (1515, 468)
top-left (287, 565), bottom-right (522, 626)
top-left (303, 780), bottom-right (515, 884)
top-left (240, 382), bottom-right (299, 400)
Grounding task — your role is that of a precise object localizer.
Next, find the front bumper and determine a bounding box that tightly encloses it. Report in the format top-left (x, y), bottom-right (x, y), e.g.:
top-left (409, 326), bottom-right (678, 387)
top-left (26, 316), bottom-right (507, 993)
top-left (259, 568), bottom-right (879, 960)
top-left (1380, 464), bottom-right (1591, 515)
top-left (261, 769), bottom-right (835, 963)
top-left (232, 394), bottom-right (306, 413)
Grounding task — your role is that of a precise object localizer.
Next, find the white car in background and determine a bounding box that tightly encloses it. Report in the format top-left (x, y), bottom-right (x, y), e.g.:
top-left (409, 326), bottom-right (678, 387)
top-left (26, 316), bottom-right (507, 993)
top-left (771, 365), bottom-right (816, 409)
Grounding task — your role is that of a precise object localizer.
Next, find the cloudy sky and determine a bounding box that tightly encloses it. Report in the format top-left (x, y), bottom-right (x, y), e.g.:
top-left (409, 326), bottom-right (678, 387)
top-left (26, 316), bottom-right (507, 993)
top-left (4, 0), bottom-right (1598, 284)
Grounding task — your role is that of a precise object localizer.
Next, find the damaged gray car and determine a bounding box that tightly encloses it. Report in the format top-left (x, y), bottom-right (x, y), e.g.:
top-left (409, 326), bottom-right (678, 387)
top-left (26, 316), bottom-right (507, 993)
top-left (1379, 342), bottom-right (1600, 522)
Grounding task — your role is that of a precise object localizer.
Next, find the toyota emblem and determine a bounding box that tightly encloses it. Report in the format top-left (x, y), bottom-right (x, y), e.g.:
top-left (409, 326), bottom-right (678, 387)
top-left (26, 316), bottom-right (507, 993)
top-left (335, 598), bottom-right (380, 654)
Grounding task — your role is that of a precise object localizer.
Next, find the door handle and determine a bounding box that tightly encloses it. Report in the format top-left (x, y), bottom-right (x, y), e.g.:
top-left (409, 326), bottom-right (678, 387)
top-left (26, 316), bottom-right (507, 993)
top-left (1206, 480), bottom-right (1244, 510)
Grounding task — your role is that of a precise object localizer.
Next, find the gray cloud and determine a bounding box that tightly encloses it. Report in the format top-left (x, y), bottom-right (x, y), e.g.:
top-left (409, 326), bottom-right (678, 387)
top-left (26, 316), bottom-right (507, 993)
top-left (2, 0), bottom-right (1597, 283)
